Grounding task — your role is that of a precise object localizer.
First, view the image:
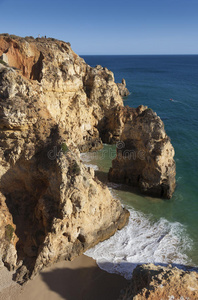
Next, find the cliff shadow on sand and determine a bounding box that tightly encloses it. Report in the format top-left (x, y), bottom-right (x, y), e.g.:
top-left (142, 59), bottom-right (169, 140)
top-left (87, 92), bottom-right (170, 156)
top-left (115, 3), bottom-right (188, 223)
top-left (40, 266), bottom-right (127, 300)
top-left (17, 259), bottom-right (198, 300)
top-left (17, 255), bottom-right (128, 300)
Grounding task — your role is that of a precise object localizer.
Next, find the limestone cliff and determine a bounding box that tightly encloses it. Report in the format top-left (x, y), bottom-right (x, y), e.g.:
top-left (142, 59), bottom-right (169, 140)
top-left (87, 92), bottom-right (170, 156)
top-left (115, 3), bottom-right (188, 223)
top-left (0, 35), bottom-right (129, 283)
top-left (0, 34), bottom-right (176, 283)
top-left (118, 263), bottom-right (198, 300)
top-left (99, 105), bottom-right (176, 198)
top-left (0, 34), bottom-right (123, 152)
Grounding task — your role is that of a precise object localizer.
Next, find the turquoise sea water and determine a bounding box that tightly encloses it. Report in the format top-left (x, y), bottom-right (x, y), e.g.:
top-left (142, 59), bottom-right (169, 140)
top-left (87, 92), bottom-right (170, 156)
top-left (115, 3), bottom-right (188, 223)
top-left (82, 55), bottom-right (198, 278)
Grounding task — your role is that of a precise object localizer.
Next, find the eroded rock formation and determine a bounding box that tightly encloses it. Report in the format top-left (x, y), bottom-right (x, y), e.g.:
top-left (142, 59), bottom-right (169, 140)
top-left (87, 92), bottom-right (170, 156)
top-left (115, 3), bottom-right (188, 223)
top-left (0, 34), bottom-right (176, 284)
top-left (118, 263), bottom-right (198, 300)
top-left (99, 105), bottom-right (176, 198)
top-left (0, 35), bottom-right (129, 283)
top-left (0, 34), bottom-right (123, 152)
top-left (117, 78), bottom-right (130, 97)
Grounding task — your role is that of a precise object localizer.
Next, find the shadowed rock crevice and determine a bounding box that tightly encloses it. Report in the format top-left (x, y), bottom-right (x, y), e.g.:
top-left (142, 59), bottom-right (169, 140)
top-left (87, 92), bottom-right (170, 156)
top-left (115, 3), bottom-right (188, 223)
top-left (30, 51), bottom-right (44, 82)
top-left (1, 149), bottom-right (63, 281)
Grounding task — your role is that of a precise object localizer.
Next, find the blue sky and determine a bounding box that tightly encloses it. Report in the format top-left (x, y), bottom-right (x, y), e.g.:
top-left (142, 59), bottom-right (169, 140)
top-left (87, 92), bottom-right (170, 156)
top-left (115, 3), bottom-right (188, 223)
top-left (0, 0), bottom-right (197, 54)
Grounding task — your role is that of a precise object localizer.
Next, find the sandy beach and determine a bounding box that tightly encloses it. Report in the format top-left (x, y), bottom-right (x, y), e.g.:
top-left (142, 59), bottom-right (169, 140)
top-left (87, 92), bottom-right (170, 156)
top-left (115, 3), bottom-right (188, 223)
top-left (0, 255), bottom-right (128, 300)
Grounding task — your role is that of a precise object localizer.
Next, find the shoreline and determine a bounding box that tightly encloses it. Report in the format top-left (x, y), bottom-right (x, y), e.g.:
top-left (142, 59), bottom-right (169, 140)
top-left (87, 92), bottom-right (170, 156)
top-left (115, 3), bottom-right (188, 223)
top-left (0, 255), bottom-right (128, 300)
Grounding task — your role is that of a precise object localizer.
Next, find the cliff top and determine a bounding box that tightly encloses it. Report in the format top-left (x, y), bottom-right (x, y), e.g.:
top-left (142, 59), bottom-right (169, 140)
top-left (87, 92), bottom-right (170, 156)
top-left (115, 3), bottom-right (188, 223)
top-left (0, 33), bottom-right (71, 45)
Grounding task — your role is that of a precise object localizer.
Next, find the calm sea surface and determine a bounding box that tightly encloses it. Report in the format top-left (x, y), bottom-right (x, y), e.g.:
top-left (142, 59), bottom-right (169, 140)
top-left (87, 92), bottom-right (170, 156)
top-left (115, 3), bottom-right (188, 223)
top-left (82, 55), bottom-right (198, 279)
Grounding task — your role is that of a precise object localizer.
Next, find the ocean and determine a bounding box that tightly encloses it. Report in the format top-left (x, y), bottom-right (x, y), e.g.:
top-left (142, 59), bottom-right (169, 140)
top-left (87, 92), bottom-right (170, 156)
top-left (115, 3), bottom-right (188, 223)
top-left (82, 55), bottom-right (198, 279)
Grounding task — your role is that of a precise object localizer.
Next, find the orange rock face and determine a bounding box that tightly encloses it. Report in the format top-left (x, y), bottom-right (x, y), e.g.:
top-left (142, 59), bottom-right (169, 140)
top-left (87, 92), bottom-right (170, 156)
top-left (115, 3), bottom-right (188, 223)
top-left (0, 36), bottom-right (42, 80)
top-left (0, 34), bottom-right (123, 151)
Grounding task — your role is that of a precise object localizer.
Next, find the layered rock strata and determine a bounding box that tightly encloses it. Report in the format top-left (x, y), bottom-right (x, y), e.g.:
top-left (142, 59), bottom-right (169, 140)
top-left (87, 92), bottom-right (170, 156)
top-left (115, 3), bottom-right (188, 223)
top-left (119, 263), bottom-right (198, 300)
top-left (0, 35), bottom-right (129, 283)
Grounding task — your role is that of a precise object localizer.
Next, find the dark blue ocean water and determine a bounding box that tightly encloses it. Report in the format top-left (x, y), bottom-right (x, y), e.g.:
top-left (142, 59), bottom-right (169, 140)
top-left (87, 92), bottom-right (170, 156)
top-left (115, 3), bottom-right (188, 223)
top-left (82, 55), bottom-right (198, 273)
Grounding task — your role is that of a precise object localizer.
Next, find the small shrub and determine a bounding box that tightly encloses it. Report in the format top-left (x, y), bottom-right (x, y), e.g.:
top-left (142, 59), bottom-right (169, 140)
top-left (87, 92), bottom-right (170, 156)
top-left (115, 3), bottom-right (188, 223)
top-left (61, 143), bottom-right (69, 154)
top-left (5, 224), bottom-right (14, 241)
top-left (1, 33), bottom-right (9, 37)
top-left (72, 161), bottom-right (81, 176)
top-left (25, 36), bottom-right (34, 42)
top-left (10, 34), bottom-right (19, 40)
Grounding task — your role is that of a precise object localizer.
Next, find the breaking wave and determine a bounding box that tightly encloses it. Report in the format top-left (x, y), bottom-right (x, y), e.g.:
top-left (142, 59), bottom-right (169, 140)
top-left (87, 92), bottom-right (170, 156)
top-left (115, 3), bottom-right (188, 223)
top-left (86, 208), bottom-right (192, 280)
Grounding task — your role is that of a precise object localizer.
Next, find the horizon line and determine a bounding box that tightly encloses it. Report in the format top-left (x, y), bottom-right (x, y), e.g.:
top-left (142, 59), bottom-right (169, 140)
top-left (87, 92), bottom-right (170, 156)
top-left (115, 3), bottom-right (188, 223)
top-left (80, 53), bottom-right (198, 56)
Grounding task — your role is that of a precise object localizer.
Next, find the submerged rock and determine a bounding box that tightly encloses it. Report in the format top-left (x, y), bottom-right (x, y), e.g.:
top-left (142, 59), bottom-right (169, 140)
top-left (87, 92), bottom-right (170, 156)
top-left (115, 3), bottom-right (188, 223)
top-left (118, 263), bottom-right (198, 300)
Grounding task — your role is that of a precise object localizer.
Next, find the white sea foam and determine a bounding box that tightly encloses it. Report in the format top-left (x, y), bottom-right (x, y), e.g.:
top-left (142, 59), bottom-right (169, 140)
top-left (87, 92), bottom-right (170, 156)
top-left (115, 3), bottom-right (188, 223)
top-left (80, 153), bottom-right (99, 170)
top-left (84, 163), bottom-right (99, 171)
top-left (80, 153), bottom-right (92, 163)
top-left (81, 153), bottom-right (193, 279)
top-left (107, 182), bottom-right (123, 190)
top-left (85, 208), bottom-right (192, 280)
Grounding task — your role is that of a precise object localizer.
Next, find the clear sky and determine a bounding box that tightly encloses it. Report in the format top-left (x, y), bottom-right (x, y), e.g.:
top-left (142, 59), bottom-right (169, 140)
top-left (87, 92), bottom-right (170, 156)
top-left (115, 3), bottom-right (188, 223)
top-left (0, 0), bottom-right (197, 55)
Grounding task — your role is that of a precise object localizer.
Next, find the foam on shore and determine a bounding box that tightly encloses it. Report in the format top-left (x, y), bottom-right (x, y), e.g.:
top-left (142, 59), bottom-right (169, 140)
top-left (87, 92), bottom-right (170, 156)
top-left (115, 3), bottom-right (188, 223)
top-left (81, 149), bottom-right (193, 279)
top-left (80, 153), bottom-right (99, 170)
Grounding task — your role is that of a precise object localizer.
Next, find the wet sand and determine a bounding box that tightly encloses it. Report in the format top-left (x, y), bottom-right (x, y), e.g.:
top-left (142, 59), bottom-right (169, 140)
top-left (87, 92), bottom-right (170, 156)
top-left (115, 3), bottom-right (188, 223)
top-left (0, 255), bottom-right (128, 300)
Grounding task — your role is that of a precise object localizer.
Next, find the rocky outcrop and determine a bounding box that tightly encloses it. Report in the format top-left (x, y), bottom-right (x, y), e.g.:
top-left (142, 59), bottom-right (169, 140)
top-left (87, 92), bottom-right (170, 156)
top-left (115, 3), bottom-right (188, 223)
top-left (117, 78), bottom-right (130, 97)
top-left (100, 105), bottom-right (176, 198)
top-left (0, 34), bottom-right (176, 283)
top-left (0, 35), bottom-right (176, 200)
top-left (118, 263), bottom-right (198, 300)
top-left (0, 34), bottom-right (123, 152)
top-left (0, 35), bottom-right (129, 283)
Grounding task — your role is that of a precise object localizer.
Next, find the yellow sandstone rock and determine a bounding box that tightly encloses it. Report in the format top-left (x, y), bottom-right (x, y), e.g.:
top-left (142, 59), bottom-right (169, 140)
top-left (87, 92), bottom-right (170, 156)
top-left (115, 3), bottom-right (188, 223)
top-left (0, 34), bottom-right (129, 283)
top-left (119, 263), bottom-right (198, 300)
